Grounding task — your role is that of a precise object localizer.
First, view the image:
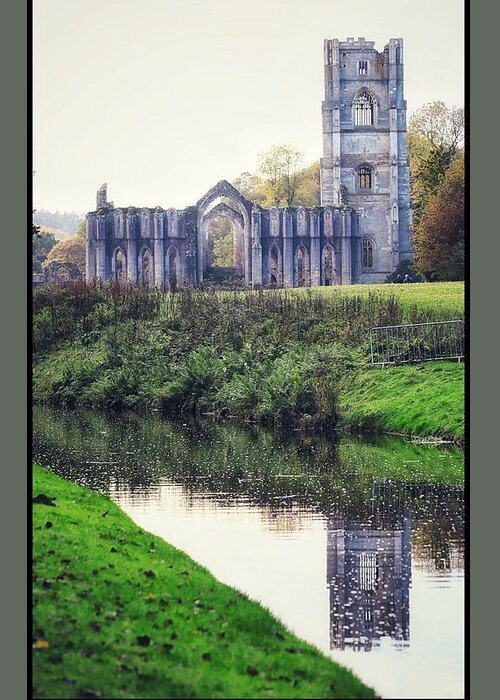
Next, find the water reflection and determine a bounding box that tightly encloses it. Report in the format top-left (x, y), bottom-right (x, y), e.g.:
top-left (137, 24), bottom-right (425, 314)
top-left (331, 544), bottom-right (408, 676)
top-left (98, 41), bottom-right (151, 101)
top-left (327, 517), bottom-right (411, 652)
top-left (32, 405), bottom-right (464, 698)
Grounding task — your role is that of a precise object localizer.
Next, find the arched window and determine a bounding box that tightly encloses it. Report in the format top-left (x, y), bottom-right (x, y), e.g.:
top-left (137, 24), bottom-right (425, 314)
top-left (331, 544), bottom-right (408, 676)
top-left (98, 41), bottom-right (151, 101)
top-left (139, 247), bottom-right (153, 286)
top-left (353, 89), bottom-right (374, 126)
top-left (358, 166), bottom-right (372, 189)
top-left (362, 237), bottom-right (374, 269)
top-left (295, 245), bottom-right (309, 287)
top-left (166, 246), bottom-right (179, 292)
top-left (269, 244), bottom-right (280, 288)
top-left (114, 248), bottom-right (126, 283)
top-left (322, 244), bottom-right (335, 286)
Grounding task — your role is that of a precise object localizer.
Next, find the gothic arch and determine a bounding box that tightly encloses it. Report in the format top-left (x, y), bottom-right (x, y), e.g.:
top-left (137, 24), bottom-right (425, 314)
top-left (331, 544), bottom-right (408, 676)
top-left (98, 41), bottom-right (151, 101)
top-left (113, 209), bottom-right (125, 238)
top-left (140, 209), bottom-right (152, 238)
top-left (294, 244), bottom-right (310, 287)
top-left (268, 243), bottom-right (282, 288)
top-left (138, 246), bottom-right (153, 286)
top-left (165, 244), bottom-right (179, 291)
top-left (322, 243), bottom-right (336, 286)
top-left (352, 88), bottom-right (377, 126)
top-left (196, 180), bottom-right (253, 284)
top-left (361, 235), bottom-right (375, 269)
top-left (112, 246), bottom-right (127, 283)
top-left (356, 163), bottom-right (373, 190)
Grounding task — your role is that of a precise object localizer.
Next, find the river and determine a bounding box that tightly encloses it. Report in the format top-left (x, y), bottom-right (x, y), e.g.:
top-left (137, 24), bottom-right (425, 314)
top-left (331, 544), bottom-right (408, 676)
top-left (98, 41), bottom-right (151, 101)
top-left (32, 405), bottom-right (465, 699)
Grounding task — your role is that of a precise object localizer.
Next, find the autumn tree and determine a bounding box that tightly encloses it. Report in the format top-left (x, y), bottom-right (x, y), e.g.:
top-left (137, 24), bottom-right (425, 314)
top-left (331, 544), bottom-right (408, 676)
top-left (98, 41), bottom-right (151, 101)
top-left (233, 154), bottom-right (320, 208)
top-left (32, 231), bottom-right (57, 272)
top-left (43, 218), bottom-right (86, 273)
top-left (232, 172), bottom-right (267, 205)
top-left (408, 102), bottom-right (464, 223)
top-left (257, 145), bottom-right (304, 207)
top-left (412, 155), bottom-right (464, 281)
top-left (293, 161), bottom-right (320, 207)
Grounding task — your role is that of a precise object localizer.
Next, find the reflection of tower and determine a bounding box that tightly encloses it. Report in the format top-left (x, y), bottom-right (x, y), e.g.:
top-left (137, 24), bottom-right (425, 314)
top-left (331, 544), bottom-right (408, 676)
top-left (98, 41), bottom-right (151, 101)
top-left (327, 516), bottom-right (411, 651)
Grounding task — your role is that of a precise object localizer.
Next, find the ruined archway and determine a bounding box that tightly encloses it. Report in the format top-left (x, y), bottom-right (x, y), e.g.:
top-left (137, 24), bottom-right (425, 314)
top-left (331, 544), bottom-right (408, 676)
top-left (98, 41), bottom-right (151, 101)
top-left (268, 243), bottom-right (282, 288)
top-left (196, 181), bottom-right (253, 286)
top-left (322, 243), bottom-right (336, 286)
top-left (138, 246), bottom-right (153, 286)
top-left (112, 247), bottom-right (127, 284)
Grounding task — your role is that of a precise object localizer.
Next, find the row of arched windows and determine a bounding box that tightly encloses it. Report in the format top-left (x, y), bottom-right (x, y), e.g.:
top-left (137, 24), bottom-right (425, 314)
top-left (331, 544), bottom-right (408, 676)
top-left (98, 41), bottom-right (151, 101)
top-left (112, 246), bottom-right (180, 290)
top-left (111, 238), bottom-right (375, 288)
top-left (267, 238), bottom-right (374, 287)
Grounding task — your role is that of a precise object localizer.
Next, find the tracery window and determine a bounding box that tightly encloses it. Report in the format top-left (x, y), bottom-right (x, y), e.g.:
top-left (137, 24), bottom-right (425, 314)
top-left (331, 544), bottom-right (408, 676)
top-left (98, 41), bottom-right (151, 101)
top-left (358, 166), bottom-right (372, 189)
top-left (353, 89), bottom-right (374, 126)
top-left (362, 237), bottom-right (374, 268)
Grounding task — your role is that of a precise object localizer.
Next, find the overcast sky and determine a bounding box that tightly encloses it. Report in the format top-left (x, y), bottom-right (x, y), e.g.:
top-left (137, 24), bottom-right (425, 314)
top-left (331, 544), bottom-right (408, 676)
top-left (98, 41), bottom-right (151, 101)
top-left (33, 0), bottom-right (464, 214)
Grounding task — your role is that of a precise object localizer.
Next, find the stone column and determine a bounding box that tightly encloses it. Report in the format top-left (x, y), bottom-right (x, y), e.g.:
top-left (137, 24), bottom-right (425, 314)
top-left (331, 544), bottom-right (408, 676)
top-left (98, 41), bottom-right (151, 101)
top-left (341, 212), bottom-right (352, 285)
top-left (126, 212), bottom-right (137, 283)
top-left (388, 38), bottom-right (400, 269)
top-left (251, 206), bottom-right (262, 288)
top-left (153, 212), bottom-right (164, 286)
top-left (96, 213), bottom-right (107, 279)
top-left (85, 214), bottom-right (97, 281)
top-left (310, 210), bottom-right (321, 287)
top-left (282, 209), bottom-right (294, 287)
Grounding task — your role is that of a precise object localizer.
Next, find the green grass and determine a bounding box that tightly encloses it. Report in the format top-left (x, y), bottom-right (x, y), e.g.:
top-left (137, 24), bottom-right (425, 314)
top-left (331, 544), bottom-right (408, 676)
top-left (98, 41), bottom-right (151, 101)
top-left (33, 465), bottom-right (376, 699)
top-left (299, 281), bottom-right (465, 315)
top-left (338, 361), bottom-right (464, 442)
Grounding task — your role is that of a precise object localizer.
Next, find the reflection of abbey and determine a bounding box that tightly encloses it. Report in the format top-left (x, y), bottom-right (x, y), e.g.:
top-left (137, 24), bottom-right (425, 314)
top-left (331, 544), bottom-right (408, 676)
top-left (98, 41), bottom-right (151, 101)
top-left (327, 517), bottom-right (411, 651)
top-left (86, 37), bottom-right (412, 288)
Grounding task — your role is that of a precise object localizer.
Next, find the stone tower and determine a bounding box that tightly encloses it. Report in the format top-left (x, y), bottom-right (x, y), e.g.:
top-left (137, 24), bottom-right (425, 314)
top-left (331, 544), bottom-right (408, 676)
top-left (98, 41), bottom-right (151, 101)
top-left (320, 37), bottom-right (412, 281)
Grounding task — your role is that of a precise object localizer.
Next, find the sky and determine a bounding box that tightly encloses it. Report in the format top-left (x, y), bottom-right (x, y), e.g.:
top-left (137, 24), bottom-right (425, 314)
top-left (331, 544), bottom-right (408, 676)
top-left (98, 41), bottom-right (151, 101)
top-left (33, 0), bottom-right (465, 214)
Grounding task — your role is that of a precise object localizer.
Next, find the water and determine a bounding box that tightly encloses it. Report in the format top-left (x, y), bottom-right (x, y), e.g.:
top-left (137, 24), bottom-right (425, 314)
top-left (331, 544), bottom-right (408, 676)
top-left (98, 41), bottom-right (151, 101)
top-left (32, 405), bottom-right (465, 699)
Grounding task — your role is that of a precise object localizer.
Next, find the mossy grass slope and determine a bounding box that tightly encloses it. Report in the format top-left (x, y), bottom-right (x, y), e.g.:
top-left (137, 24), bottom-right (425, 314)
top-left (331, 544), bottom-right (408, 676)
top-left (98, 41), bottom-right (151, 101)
top-left (33, 465), bottom-right (376, 699)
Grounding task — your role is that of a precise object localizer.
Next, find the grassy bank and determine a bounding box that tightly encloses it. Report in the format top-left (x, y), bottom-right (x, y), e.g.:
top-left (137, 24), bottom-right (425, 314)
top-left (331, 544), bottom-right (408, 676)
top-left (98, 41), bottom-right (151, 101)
top-left (32, 282), bottom-right (464, 440)
top-left (33, 465), bottom-right (376, 699)
top-left (338, 361), bottom-right (464, 441)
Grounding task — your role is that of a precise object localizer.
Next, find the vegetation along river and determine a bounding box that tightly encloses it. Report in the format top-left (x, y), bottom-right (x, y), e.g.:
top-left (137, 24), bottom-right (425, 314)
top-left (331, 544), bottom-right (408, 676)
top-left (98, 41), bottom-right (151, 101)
top-left (33, 405), bottom-right (464, 699)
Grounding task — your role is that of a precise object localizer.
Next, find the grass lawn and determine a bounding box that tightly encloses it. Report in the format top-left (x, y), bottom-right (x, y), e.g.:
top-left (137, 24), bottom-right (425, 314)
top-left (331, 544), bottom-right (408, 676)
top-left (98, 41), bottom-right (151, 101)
top-left (33, 465), bottom-right (376, 699)
top-left (306, 281), bottom-right (465, 315)
top-left (338, 361), bottom-right (464, 442)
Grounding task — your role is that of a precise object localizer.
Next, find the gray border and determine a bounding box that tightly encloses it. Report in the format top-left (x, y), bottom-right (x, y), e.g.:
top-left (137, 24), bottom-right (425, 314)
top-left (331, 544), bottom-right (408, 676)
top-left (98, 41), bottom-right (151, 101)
top-left (2, 0), bottom-right (490, 698)
top-left (0, 0), bottom-right (28, 698)
top-left (470, 3), bottom-right (497, 699)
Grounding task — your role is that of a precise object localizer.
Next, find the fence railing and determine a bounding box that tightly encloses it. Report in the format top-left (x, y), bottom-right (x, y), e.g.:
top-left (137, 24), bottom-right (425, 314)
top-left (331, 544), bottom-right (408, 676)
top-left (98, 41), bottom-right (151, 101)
top-left (369, 320), bottom-right (465, 366)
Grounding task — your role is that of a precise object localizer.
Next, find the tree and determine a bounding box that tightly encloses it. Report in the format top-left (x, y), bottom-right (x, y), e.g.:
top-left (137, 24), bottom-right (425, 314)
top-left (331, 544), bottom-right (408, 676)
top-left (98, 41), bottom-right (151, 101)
top-left (257, 145), bottom-right (304, 207)
top-left (232, 172), bottom-right (267, 205)
top-left (293, 161), bottom-right (320, 207)
top-left (32, 231), bottom-right (57, 272)
top-left (207, 217), bottom-right (234, 268)
top-left (43, 218), bottom-right (86, 273)
top-left (409, 101), bottom-right (464, 154)
top-left (412, 155), bottom-right (465, 281)
top-left (233, 156), bottom-right (320, 208)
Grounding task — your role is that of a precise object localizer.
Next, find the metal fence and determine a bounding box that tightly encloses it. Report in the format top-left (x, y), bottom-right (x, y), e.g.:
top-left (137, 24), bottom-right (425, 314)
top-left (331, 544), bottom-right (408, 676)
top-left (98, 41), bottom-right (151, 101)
top-left (369, 320), bottom-right (465, 366)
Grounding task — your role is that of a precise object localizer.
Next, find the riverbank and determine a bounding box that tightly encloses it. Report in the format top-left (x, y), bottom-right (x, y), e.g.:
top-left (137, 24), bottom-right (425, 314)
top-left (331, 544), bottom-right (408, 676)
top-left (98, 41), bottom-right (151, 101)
top-left (32, 282), bottom-right (464, 442)
top-left (33, 464), bottom-right (376, 699)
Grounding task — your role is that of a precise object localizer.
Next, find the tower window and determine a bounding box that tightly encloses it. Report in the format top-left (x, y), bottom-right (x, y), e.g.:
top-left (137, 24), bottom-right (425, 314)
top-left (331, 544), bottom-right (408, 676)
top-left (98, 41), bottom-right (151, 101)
top-left (353, 89), bottom-right (374, 126)
top-left (362, 236), bottom-right (374, 268)
top-left (358, 60), bottom-right (368, 75)
top-left (358, 166), bottom-right (372, 189)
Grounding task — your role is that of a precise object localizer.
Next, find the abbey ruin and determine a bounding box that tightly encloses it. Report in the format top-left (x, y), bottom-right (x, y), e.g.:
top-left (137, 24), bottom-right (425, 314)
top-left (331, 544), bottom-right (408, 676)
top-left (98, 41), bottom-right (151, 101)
top-left (86, 37), bottom-right (412, 288)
